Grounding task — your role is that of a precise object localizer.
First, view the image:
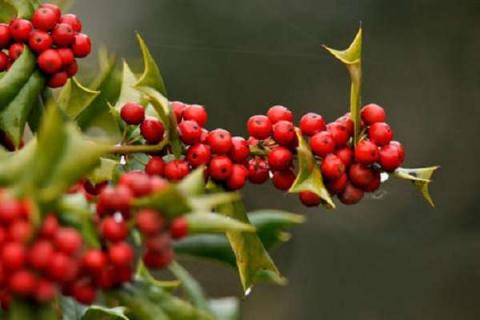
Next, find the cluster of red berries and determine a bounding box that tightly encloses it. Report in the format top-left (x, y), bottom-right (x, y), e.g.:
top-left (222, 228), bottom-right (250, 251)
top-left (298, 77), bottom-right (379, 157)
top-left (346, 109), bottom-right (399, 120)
top-left (0, 3), bottom-right (91, 88)
top-left (120, 101), bottom-right (404, 208)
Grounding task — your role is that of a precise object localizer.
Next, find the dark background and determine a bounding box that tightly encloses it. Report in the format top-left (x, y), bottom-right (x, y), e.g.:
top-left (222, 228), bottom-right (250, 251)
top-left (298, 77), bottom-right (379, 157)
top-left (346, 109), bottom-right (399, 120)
top-left (73, 0), bottom-right (480, 319)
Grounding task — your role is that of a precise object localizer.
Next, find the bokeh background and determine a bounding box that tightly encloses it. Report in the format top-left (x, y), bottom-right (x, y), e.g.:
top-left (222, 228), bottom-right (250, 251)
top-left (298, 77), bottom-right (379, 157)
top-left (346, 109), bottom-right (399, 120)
top-left (73, 0), bottom-right (480, 319)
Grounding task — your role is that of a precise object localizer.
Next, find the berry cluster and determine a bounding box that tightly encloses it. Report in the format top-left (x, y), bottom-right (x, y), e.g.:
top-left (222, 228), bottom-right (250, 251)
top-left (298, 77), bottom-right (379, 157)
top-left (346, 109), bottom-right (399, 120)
top-left (0, 3), bottom-right (91, 88)
top-left (120, 101), bottom-right (404, 208)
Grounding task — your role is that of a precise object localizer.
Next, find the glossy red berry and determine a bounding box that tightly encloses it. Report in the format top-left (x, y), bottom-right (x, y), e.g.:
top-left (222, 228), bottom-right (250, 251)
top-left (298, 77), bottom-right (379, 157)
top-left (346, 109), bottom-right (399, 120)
top-left (209, 155), bottom-right (233, 181)
top-left (326, 173), bottom-right (348, 194)
top-left (271, 169), bottom-right (296, 191)
top-left (101, 217), bottom-right (128, 242)
top-left (273, 120), bottom-right (296, 146)
top-left (170, 217), bottom-right (189, 239)
top-left (143, 248), bottom-right (173, 269)
top-left (226, 164), bottom-right (248, 190)
top-left (97, 185), bottom-right (133, 216)
top-left (32, 7), bottom-right (59, 31)
top-left (71, 280), bottom-right (96, 305)
top-left (48, 71), bottom-right (68, 88)
top-left (299, 112), bottom-right (326, 136)
top-left (182, 104), bottom-right (208, 127)
top-left (136, 209), bottom-right (164, 236)
top-left (1, 242), bottom-right (26, 270)
top-left (47, 253), bottom-right (77, 283)
top-left (247, 115), bottom-right (272, 140)
top-left (8, 220), bottom-right (32, 243)
top-left (0, 198), bottom-right (24, 225)
top-left (336, 114), bottom-right (354, 135)
top-left (310, 131), bottom-right (335, 157)
top-left (354, 140), bottom-right (379, 165)
top-left (339, 183), bottom-right (364, 205)
top-left (389, 141), bottom-right (405, 162)
top-left (150, 176), bottom-right (169, 193)
top-left (82, 249), bottom-right (107, 273)
top-left (54, 228), bottom-right (83, 255)
top-left (207, 128), bottom-right (232, 154)
top-left (178, 120), bottom-right (202, 145)
top-left (9, 19), bottom-right (32, 43)
top-left (379, 143), bottom-right (403, 172)
top-left (299, 191), bottom-right (321, 207)
top-left (335, 147), bottom-right (353, 167)
top-left (59, 14), bottom-right (82, 32)
top-left (72, 33), bottom-right (91, 58)
top-left (247, 158), bottom-right (269, 184)
top-left (121, 102), bottom-right (145, 125)
top-left (171, 101), bottom-right (186, 122)
top-left (56, 47), bottom-right (74, 65)
top-left (40, 214), bottom-right (59, 239)
top-left (38, 49), bottom-right (63, 74)
top-left (320, 154), bottom-right (345, 180)
top-left (108, 242), bottom-right (134, 267)
top-left (186, 143), bottom-right (211, 168)
top-left (349, 163), bottom-right (376, 189)
top-left (40, 3), bottom-right (61, 21)
top-left (267, 105), bottom-right (293, 123)
top-left (141, 118), bottom-right (165, 144)
top-left (229, 137), bottom-right (249, 163)
top-left (9, 270), bottom-right (37, 297)
top-left (28, 31), bottom-right (53, 53)
top-left (268, 146), bottom-right (293, 171)
top-left (164, 160), bottom-right (190, 181)
top-left (361, 103), bottom-right (386, 125)
top-left (0, 52), bottom-right (8, 72)
top-left (145, 156), bottom-right (165, 176)
top-left (52, 23), bottom-right (75, 47)
top-left (35, 279), bottom-right (56, 303)
top-left (368, 122), bottom-right (393, 146)
top-left (365, 171), bottom-right (381, 192)
top-left (327, 122), bottom-right (350, 147)
top-left (0, 23), bottom-right (11, 48)
top-left (65, 60), bottom-right (78, 77)
top-left (9, 43), bottom-right (24, 61)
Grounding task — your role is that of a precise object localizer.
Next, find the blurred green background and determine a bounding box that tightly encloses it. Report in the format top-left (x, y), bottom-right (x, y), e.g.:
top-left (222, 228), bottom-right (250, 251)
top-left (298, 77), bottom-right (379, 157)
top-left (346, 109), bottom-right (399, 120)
top-left (73, 0), bottom-right (479, 319)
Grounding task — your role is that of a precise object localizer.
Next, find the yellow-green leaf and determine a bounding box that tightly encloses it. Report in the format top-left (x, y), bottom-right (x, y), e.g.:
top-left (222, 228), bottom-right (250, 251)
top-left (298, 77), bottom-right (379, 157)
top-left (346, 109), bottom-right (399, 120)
top-left (186, 212), bottom-right (255, 234)
top-left (134, 33), bottom-right (167, 96)
top-left (393, 166), bottom-right (440, 207)
top-left (113, 61), bottom-right (143, 112)
top-left (169, 261), bottom-right (210, 312)
top-left (87, 157), bottom-right (118, 185)
top-left (6, 0), bottom-right (35, 19)
top-left (57, 77), bottom-right (100, 119)
top-left (288, 129), bottom-right (335, 208)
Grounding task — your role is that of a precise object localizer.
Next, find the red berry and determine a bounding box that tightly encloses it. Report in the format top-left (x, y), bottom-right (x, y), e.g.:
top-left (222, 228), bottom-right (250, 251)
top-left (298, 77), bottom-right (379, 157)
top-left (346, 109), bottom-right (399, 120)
top-left (96, 265), bottom-right (115, 289)
top-left (8, 220), bottom-right (32, 243)
top-left (389, 141), bottom-right (405, 162)
top-left (299, 191), bottom-right (321, 207)
top-left (0, 23), bottom-right (11, 49)
top-left (379, 143), bottom-right (403, 172)
top-left (108, 242), bottom-right (134, 267)
top-left (83, 180), bottom-right (107, 196)
top-left (326, 173), bottom-right (348, 194)
top-left (38, 49), bottom-right (63, 74)
top-left (47, 253), bottom-right (78, 283)
top-left (101, 217), bottom-right (128, 242)
top-left (335, 147), bottom-right (353, 167)
top-left (0, 198), bottom-right (24, 225)
top-left (178, 120), bottom-right (202, 145)
top-left (47, 71), bottom-right (68, 88)
top-left (247, 158), bottom-right (269, 184)
top-left (28, 31), bottom-right (52, 53)
top-left (200, 128), bottom-right (209, 143)
top-left (271, 169), bottom-right (296, 191)
top-left (9, 43), bottom-right (24, 61)
top-left (145, 233), bottom-right (171, 253)
top-left (339, 182), bottom-right (364, 205)
top-left (71, 280), bottom-right (96, 305)
top-left (52, 23), bottom-right (75, 47)
top-left (150, 176), bottom-right (169, 193)
top-left (336, 114), bottom-right (354, 135)
top-left (140, 117), bottom-right (165, 144)
top-left (299, 112), bottom-right (326, 136)
top-left (145, 156), bottom-right (165, 176)
top-left (327, 122), bottom-right (350, 147)
top-left (113, 266), bottom-right (133, 285)
top-left (310, 131), bottom-right (335, 157)
top-left (368, 122), bottom-right (393, 146)
top-left (143, 248), bottom-right (173, 269)
top-left (170, 217), bottom-right (189, 239)
top-left (56, 48), bottom-right (74, 66)
top-left (9, 19), bottom-right (32, 43)
top-left (9, 270), bottom-right (37, 297)
top-left (365, 172), bottom-right (381, 192)
top-left (267, 105), bottom-right (293, 123)
top-left (54, 228), bottom-right (83, 255)
top-left (273, 120), bottom-right (296, 146)
top-left (182, 104), bottom-right (207, 127)
top-left (40, 214), bottom-right (59, 239)
top-left (349, 163), bottom-right (376, 189)
top-left (320, 154), bottom-right (345, 180)
top-left (32, 7), bottom-right (59, 31)
top-left (65, 60), bottom-right (78, 77)
top-left (35, 279), bottom-right (56, 303)
top-left (229, 137), bottom-right (249, 163)
top-left (268, 146), bottom-right (293, 171)
top-left (136, 209), bottom-right (164, 236)
top-left (82, 249), bottom-right (107, 273)
top-left (208, 155), bottom-right (233, 181)
top-left (226, 164), bottom-right (248, 190)
top-left (60, 14), bottom-right (82, 32)
top-left (40, 4), bottom-right (61, 21)
top-left (186, 143), bottom-right (211, 168)
top-left (171, 101), bottom-right (186, 122)
top-left (354, 140), bottom-right (379, 165)
top-left (164, 159), bottom-right (190, 181)
top-left (72, 33), bottom-right (91, 58)
top-left (361, 103), bottom-right (386, 125)
top-left (247, 115), bottom-right (272, 140)
top-left (0, 52), bottom-right (8, 72)
top-left (207, 128), bottom-right (232, 154)
top-left (97, 185), bottom-right (133, 216)
top-left (29, 240), bottom-right (54, 270)
top-left (120, 102), bottom-right (145, 125)
top-left (2, 242), bottom-right (26, 270)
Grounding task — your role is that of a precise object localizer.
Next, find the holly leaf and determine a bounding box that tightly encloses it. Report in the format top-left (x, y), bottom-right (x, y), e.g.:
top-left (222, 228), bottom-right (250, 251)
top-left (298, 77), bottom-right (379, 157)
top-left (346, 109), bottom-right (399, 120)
top-left (186, 212), bottom-right (255, 234)
top-left (6, 0), bottom-right (35, 19)
top-left (169, 261), bottom-right (210, 312)
top-left (57, 77), bottom-right (100, 119)
top-left (324, 27), bottom-right (362, 144)
top-left (136, 261), bottom-right (181, 290)
top-left (288, 129), bottom-right (335, 208)
top-left (113, 61), bottom-right (144, 113)
top-left (87, 158), bottom-right (118, 185)
top-left (7, 299), bottom-right (57, 320)
top-left (134, 184), bottom-right (191, 218)
top-left (0, 0), bottom-right (16, 22)
top-left (177, 166), bottom-right (207, 196)
top-left (394, 166), bottom-right (440, 207)
top-left (81, 306), bottom-right (129, 320)
top-left (134, 33), bottom-right (167, 96)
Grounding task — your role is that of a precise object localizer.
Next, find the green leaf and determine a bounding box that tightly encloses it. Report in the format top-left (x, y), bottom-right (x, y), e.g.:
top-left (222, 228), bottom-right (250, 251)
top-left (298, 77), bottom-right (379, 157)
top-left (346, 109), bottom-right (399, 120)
top-left (82, 306), bottom-right (129, 320)
top-left (136, 260), bottom-right (181, 290)
top-left (0, 70), bottom-right (45, 148)
top-left (134, 33), bottom-right (167, 96)
top-left (0, 138), bottom-right (36, 186)
top-left (6, 0), bottom-right (35, 19)
top-left (7, 299), bottom-right (57, 320)
top-left (58, 78), bottom-right (100, 119)
top-left (177, 167), bottom-right (206, 196)
top-left (393, 166), bottom-right (440, 207)
top-left (186, 212), bottom-right (255, 234)
top-left (61, 296), bottom-right (88, 320)
top-left (87, 158), bottom-right (118, 185)
top-left (174, 235), bottom-right (236, 266)
top-left (208, 297), bottom-right (240, 320)
top-left (216, 198), bottom-right (285, 294)
top-left (113, 61), bottom-right (143, 112)
top-left (189, 193), bottom-right (240, 213)
top-left (288, 129), bottom-right (335, 208)
top-left (134, 185), bottom-right (191, 218)
top-left (324, 27), bottom-right (362, 144)
top-left (169, 261), bottom-right (210, 312)
top-left (0, 0), bottom-right (16, 22)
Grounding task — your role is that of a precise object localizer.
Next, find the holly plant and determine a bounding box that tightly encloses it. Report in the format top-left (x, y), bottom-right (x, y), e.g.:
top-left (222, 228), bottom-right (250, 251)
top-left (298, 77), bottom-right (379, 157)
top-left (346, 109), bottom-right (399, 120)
top-left (0, 1), bottom-right (439, 319)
